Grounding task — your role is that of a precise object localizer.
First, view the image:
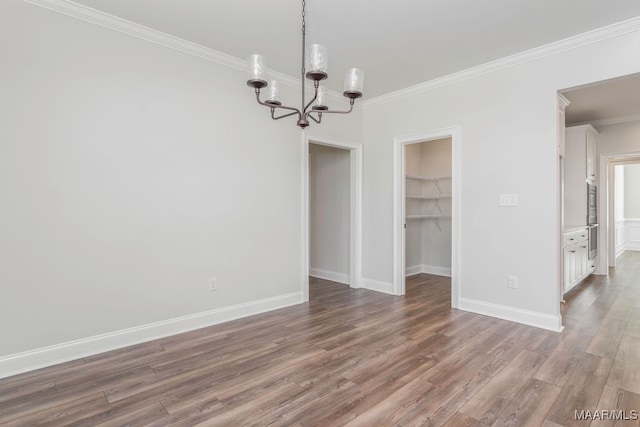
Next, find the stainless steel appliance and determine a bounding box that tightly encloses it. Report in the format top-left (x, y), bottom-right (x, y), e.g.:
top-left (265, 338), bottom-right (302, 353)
top-left (587, 182), bottom-right (597, 226)
top-left (587, 182), bottom-right (597, 261)
top-left (588, 224), bottom-right (598, 260)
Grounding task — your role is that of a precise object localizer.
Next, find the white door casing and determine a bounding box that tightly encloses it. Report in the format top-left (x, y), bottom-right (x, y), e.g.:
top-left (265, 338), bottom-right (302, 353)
top-left (301, 132), bottom-right (363, 302)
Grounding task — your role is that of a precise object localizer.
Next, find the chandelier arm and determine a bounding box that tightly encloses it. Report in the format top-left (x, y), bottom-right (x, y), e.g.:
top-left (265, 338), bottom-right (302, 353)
top-left (303, 83), bottom-right (320, 113)
top-left (307, 111), bottom-right (322, 124)
top-left (314, 99), bottom-right (355, 115)
top-left (272, 109), bottom-right (300, 120)
top-left (255, 90), bottom-right (302, 119)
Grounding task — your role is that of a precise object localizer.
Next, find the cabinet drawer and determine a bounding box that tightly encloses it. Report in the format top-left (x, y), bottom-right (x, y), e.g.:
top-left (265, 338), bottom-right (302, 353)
top-left (563, 229), bottom-right (588, 247)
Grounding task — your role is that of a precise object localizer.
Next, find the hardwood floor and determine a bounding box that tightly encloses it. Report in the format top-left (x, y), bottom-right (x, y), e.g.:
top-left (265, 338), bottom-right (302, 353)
top-left (1, 251), bottom-right (640, 426)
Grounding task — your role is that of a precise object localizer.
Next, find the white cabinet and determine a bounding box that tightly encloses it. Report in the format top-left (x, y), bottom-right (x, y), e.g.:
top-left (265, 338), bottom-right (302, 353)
top-left (564, 242), bottom-right (582, 293)
top-left (586, 130), bottom-right (596, 182)
top-left (563, 227), bottom-right (595, 294)
top-left (566, 124), bottom-right (597, 183)
top-left (562, 228), bottom-right (588, 247)
top-left (565, 125), bottom-right (598, 226)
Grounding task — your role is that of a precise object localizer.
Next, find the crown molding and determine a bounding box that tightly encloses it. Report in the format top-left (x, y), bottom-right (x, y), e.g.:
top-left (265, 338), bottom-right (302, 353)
top-left (22, 0), bottom-right (354, 103)
top-left (558, 94), bottom-right (571, 109)
top-left (570, 113), bottom-right (640, 128)
top-left (23, 0), bottom-right (354, 106)
top-left (364, 16), bottom-right (640, 108)
top-left (23, 0), bottom-right (637, 111)
top-left (23, 0), bottom-right (246, 70)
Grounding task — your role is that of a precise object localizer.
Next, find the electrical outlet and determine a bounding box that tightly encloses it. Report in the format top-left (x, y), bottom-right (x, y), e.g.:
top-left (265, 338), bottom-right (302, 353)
top-left (508, 275), bottom-right (518, 289)
top-left (209, 277), bottom-right (217, 292)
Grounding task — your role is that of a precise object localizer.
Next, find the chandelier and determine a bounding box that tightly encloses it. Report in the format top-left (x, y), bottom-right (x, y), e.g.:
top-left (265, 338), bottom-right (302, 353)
top-left (246, 0), bottom-right (364, 129)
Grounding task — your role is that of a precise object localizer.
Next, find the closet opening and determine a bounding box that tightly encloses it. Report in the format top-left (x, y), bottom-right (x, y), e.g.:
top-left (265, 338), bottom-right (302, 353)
top-left (393, 127), bottom-right (460, 307)
top-left (405, 138), bottom-right (452, 289)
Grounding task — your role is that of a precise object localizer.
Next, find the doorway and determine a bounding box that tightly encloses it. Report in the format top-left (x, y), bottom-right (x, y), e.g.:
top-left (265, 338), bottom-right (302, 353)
top-left (308, 143), bottom-right (350, 285)
top-left (301, 132), bottom-right (362, 302)
top-left (404, 138), bottom-right (452, 278)
top-left (393, 127), bottom-right (461, 308)
top-left (560, 72), bottom-right (640, 282)
top-left (604, 156), bottom-right (640, 269)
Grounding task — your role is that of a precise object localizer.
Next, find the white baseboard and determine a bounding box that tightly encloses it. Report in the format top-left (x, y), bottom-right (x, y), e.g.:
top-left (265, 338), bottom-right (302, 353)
top-left (0, 292), bottom-right (303, 380)
top-left (422, 264), bottom-right (452, 277)
top-left (405, 264), bottom-right (452, 277)
top-left (458, 298), bottom-right (563, 332)
top-left (618, 244), bottom-right (640, 254)
top-left (361, 278), bottom-right (394, 295)
top-left (405, 264), bottom-right (423, 276)
top-left (309, 267), bottom-right (349, 285)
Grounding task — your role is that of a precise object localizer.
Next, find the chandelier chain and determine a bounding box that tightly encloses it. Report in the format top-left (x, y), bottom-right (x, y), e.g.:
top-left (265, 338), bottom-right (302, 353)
top-left (302, 0), bottom-right (306, 35)
top-left (301, 0), bottom-right (306, 83)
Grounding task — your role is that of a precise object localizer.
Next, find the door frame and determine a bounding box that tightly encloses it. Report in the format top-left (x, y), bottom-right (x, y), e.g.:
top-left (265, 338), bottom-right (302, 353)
top-left (392, 126), bottom-right (461, 307)
top-left (301, 131), bottom-right (363, 302)
top-left (600, 152), bottom-right (640, 271)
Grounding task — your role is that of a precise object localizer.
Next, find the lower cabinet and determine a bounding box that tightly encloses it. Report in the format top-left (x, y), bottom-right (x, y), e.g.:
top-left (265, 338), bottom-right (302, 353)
top-left (563, 228), bottom-right (595, 294)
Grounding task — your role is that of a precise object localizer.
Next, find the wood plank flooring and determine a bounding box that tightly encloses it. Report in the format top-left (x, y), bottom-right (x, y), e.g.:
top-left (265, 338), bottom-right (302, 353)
top-left (1, 251), bottom-right (640, 426)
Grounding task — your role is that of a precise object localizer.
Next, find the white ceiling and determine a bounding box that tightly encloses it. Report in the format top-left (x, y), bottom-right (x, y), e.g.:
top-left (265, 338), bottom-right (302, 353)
top-left (69, 0), bottom-right (640, 98)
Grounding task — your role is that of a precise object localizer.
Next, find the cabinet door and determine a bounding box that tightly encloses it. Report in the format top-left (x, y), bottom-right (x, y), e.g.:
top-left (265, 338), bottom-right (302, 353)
top-left (586, 132), bottom-right (596, 181)
top-left (577, 243), bottom-right (589, 280)
top-left (564, 246), bottom-right (577, 292)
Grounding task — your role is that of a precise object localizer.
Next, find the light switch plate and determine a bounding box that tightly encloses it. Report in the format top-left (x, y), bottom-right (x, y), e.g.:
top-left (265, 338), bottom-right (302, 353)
top-left (499, 194), bottom-right (518, 207)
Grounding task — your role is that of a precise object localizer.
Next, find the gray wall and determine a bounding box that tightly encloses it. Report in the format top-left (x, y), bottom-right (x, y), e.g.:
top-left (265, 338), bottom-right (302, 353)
top-left (309, 144), bottom-right (350, 282)
top-left (0, 0), bottom-right (362, 363)
top-left (625, 163), bottom-right (640, 218)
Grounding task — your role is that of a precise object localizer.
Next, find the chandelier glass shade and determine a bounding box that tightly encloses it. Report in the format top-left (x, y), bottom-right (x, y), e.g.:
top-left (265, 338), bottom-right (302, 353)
top-left (246, 0), bottom-right (363, 129)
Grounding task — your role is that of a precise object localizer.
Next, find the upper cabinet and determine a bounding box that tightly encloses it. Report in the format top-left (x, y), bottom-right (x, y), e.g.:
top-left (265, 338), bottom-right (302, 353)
top-left (565, 124), bottom-right (599, 226)
top-left (566, 124), bottom-right (598, 183)
top-left (585, 129), bottom-right (597, 182)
